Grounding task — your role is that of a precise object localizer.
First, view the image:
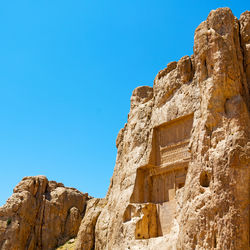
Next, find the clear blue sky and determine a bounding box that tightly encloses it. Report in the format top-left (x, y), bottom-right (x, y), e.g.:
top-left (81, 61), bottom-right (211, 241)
top-left (0, 1), bottom-right (248, 206)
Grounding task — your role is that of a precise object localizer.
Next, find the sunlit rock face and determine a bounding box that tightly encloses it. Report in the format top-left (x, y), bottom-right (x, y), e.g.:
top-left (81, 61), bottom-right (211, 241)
top-left (0, 176), bottom-right (89, 250)
top-left (0, 7), bottom-right (249, 250)
top-left (92, 8), bottom-right (249, 250)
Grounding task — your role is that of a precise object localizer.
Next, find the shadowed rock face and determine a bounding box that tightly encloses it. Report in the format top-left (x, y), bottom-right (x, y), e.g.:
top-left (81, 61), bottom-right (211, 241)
top-left (0, 7), bottom-right (250, 250)
top-left (0, 176), bottom-right (89, 250)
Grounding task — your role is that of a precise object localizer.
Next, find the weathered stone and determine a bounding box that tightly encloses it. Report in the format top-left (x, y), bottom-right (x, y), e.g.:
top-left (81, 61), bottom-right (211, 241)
top-left (74, 198), bottom-right (106, 250)
top-left (157, 61), bottom-right (177, 79)
top-left (130, 86), bottom-right (153, 109)
top-left (0, 176), bottom-right (89, 250)
top-left (177, 55), bottom-right (194, 84)
top-left (93, 7), bottom-right (250, 250)
top-left (0, 7), bottom-right (249, 250)
top-left (240, 11), bottom-right (250, 108)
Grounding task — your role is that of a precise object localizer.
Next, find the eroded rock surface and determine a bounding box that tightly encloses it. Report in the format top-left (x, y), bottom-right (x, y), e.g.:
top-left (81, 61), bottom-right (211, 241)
top-left (0, 7), bottom-right (249, 250)
top-left (0, 176), bottom-right (89, 250)
top-left (92, 8), bottom-right (250, 250)
top-left (74, 198), bottom-right (106, 250)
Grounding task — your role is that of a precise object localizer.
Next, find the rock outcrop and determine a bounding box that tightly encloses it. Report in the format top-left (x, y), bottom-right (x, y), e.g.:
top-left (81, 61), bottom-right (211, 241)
top-left (0, 176), bottom-right (89, 250)
top-left (74, 198), bottom-right (106, 250)
top-left (0, 7), bottom-right (249, 250)
top-left (91, 7), bottom-right (249, 250)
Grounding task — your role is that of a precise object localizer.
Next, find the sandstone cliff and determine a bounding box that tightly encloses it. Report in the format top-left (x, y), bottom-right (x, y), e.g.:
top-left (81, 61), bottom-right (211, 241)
top-left (0, 7), bottom-right (249, 250)
top-left (0, 176), bottom-right (89, 250)
top-left (90, 7), bottom-right (250, 249)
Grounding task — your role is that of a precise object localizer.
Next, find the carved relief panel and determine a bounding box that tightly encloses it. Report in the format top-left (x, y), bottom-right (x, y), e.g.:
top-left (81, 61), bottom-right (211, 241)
top-left (154, 114), bottom-right (193, 167)
top-left (128, 114), bottom-right (194, 238)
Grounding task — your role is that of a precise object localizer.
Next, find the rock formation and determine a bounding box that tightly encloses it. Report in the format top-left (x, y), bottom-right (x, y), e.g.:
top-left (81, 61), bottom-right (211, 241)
top-left (0, 176), bottom-right (89, 250)
top-left (0, 7), bottom-right (249, 250)
top-left (74, 198), bottom-right (106, 250)
top-left (91, 7), bottom-right (249, 249)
